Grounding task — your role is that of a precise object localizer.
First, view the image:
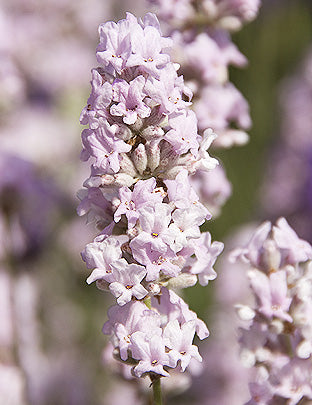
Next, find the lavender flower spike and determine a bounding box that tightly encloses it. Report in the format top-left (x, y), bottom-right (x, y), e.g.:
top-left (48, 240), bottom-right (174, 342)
top-left (78, 12), bottom-right (223, 401)
top-left (233, 218), bottom-right (312, 405)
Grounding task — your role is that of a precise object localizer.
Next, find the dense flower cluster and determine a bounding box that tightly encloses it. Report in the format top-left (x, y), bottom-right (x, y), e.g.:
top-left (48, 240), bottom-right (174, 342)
top-left (148, 0), bottom-right (260, 148)
top-left (231, 218), bottom-right (312, 404)
top-left (79, 12), bottom-right (223, 380)
top-left (148, 0), bottom-right (260, 221)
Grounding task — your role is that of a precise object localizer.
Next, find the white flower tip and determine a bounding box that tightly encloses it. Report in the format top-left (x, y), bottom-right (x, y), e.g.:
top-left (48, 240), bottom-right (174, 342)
top-left (235, 304), bottom-right (255, 321)
top-left (240, 348), bottom-right (255, 368)
top-left (297, 340), bottom-right (312, 359)
top-left (167, 273), bottom-right (197, 290)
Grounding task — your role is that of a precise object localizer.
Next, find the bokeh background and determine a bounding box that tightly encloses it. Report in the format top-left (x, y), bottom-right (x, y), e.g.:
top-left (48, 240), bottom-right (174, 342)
top-left (0, 0), bottom-right (312, 404)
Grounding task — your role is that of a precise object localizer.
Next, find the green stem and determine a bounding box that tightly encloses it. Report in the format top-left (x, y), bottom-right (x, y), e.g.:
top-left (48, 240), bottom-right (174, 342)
top-left (144, 296), bottom-right (151, 309)
top-left (152, 377), bottom-right (162, 405)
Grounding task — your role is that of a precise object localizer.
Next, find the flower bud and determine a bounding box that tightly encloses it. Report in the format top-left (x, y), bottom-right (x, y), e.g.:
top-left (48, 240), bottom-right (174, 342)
top-left (147, 282), bottom-right (161, 295)
top-left (141, 126), bottom-right (164, 141)
top-left (261, 239), bottom-right (281, 273)
top-left (115, 124), bottom-right (133, 141)
top-left (146, 141), bottom-right (161, 172)
top-left (132, 144), bottom-right (147, 175)
top-left (167, 273), bottom-right (197, 290)
top-left (114, 173), bottom-right (136, 187)
top-left (235, 304), bottom-right (255, 321)
top-left (119, 154), bottom-right (138, 177)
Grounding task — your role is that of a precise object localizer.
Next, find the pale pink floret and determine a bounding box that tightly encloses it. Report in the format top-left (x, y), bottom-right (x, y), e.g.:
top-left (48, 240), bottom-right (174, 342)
top-left (189, 165), bottom-right (232, 216)
top-left (164, 169), bottom-right (200, 209)
top-left (103, 301), bottom-right (161, 361)
top-left (189, 232), bottom-right (224, 286)
top-left (96, 15), bottom-right (135, 73)
top-left (194, 82), bottom-right (251, 133)
top-left (129, 242), bottom-right (180, 281)
top-left (82, 235), bottom-right (126, 284)
top-left (149, 0), bottom-right (194, 22)
top-left (164, 110), bottom-right (200, 155)
top-left (126, 22), bottom-right (172, 77)
top-left (246, 380), bottom-right (273, 405)
top-left (80, 69), bottom-right (112, 128)
top-left (168, 206), bottom-right (207, 253)
top-left (114, 178), bottom-right (164, 228)
top-left (151, 288), bottom-right (209, 340)
top-left (273, 359), bottom-right (312, 404)
top-left (108, 259), bottom-right (148, 305)
top-left (81, 123), bottom-right (131, 173)
top-left (110, 76), bottom-right (151, 125)
top-left (77, 187), bottom-right (112, 227)
top-left (249, 269), bottom-right (292, 322)
top-left (144, 65), bottom-right (191, 115)
top-left (163, 319), bottom-right (202, 371)
top-left (229, 221), bottom-right (272, 268)
top-left (184, 33), bottom-right (228, 84)
top-left (273, 217), bottom-right (312, 264)
top-left (130, 203), bottom-right (174, 255)
top-left (131, 332), bottom-right (172, 377)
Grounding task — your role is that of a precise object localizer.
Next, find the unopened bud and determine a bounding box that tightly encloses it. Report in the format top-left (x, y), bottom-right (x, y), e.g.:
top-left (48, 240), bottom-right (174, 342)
top-left (119, 154), bottom-right (137, 177)
top-left (235, 304), bottom-right (255, 321)
top-left (96, 279), bottom-right (110, 291)
top-left (167, 273), bottom-right (197, 290)
top-left (297, 340), bottom-right (312, 359)
top-left (132, 143), bottom-right (147, 175)
top-left (114, 173), bottom-right (136, 187)
top-left (146, 141), bottom-right (161, 171)
top-left (147, 282), bottom-right (161, 295)
top-left (141, 126), bottom-right (164, 141)
top-left (127, 227), bottom-right (139, 238)
top-left (115, 124), bottom-right (133, 141)
top-left (219, 16), bottom-right (242, 32)
top-left (130, 116), bottom-right (143, 132)
top-left (261, 239), bottom-right (281, 273)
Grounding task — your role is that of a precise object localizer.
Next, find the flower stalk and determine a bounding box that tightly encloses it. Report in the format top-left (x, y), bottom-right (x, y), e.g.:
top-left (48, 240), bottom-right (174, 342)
top-left (151, 375), bottom-right (162, 405)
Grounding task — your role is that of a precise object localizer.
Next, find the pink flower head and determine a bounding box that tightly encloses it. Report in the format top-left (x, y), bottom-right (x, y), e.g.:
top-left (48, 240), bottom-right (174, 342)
top-left (114, 178), bottom-right (164, 228)
top-left (126, 18), bottom-right (172, 77)
top-left (130, 242), bottom-right (180, 281)
top-left (130, 203), bottom-right (174, 255)
top-left (249, 269), bottom-right (292, 322)
top-left (144, 65), bottom-right (192, 115)
top-left (164, 110), bottom-right (200, 155)
top-left (189, 232), bottom-right (224, 286)
top-left (273, 217), bottom-right (312, 264)
top-left (96, 15), bottom-right (135, 73)
top-left (81, 123), bottom-right (131, 173)
top-left (131, 332), bottom-right (172, 377)
top-left (110, 76), bottom-right (151, 125)
top-left (164, 169), bottom-right (200, 209)
top-left (108, 259), bottom-right (148, 305)
top-left (82, 234), bottom-right (127, 284)
top-left (163, 319), bottom-right (202, 371)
